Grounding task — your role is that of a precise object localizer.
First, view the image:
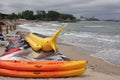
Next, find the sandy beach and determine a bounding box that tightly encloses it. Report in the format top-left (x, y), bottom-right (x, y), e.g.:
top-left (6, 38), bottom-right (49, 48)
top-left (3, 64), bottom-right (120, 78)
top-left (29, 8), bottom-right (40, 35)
top-left (1, 0), bottom-right (120, 79)
top-left (0, 44), bottom-right (120, 80)
top-left (0, 20), bottom-right (120, 80)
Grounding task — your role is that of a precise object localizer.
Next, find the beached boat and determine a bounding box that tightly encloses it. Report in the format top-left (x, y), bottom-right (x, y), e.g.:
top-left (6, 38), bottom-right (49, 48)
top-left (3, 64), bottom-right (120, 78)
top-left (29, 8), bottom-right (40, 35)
top-left (25, 36), bottom-right (41, 51)
top-left (0, 60), bottom-right (87, 71)
top-left (25, 24), bottom-right (67, 52)
top-left (1, 47), bottom-right (21, 56)
top-left (0, 68), bottom-right (85, 78)
top-left (0, 60), bottom-right (86, 78)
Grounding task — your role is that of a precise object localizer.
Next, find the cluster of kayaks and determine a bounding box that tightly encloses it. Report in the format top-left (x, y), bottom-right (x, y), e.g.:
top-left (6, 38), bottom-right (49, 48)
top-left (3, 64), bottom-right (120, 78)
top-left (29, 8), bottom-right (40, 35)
top-left (0, 60), bottom-right (87, 78)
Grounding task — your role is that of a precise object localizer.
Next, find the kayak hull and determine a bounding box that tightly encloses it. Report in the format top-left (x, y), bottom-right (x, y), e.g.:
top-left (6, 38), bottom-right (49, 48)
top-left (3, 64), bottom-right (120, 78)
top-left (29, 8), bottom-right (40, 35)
top-left (0, 68), bottom-right (85, 78)
top-left (0, 60), bottom-right (87, 71)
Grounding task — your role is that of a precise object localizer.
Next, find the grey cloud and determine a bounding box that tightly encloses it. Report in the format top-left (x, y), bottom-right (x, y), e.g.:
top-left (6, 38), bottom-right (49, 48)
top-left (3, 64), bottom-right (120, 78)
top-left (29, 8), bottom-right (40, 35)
top-left (0, 3), bottom-right (3, 7)
top-left (0, 0), bottom-right (120, 19)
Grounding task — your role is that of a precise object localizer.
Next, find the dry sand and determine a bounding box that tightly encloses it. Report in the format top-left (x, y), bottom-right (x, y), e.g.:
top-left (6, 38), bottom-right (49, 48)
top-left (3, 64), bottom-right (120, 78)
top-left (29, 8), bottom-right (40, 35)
top-left (0, 45), bottom-right (120, 80)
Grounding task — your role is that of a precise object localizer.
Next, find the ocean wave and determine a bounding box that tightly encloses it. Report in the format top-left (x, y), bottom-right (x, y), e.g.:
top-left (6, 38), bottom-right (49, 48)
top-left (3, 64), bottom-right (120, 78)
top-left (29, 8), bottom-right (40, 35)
top-left (63, 31), bottom-right (120, 43)
top-left (36, 24), bottom-right (42, 27)
top-left (92, 49), bottom-right (120, 66)
top-left (84, 25), bottom-right (104, 28)
top-left (63, 32), bottom-right (95, 38)
top-left (51, 24), bottom-right (59, 26)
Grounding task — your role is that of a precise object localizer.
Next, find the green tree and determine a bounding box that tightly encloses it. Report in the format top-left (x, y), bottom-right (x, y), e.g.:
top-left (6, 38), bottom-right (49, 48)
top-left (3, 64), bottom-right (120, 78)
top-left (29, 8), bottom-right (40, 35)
top-left (0, 10), bottom-right (76, 21)
top-left (17, 12), bottom-right (22, 19)
top-left (47, 10), bottom-right (60, 21)
top-left (36, 10), bottom-right (46, 20)
top-left (8, 13), bottom-right (18, 19)
top-left (60, 14), bottom-right (75, 20)
top-left (22, 10), bottom-right (34, 20)
top-left (0, 13), bottom-right (8, 19)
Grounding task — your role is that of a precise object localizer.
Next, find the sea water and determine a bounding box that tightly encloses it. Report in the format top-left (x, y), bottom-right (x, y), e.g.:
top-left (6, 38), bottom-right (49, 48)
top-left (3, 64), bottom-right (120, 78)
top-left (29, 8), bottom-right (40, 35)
top-left (18, 21), bottom-right (120, 66)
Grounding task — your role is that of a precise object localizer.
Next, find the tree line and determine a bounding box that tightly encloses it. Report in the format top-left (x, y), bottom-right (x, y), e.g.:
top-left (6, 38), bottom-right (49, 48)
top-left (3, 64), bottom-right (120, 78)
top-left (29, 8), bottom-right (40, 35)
top-left (0, 10), bottom-right (76, 21)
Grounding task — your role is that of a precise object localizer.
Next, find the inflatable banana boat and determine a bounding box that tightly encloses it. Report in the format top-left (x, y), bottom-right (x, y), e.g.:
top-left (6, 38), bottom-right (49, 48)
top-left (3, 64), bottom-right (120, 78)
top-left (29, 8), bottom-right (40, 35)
top-left (25, 24), bottom-right (68, 52)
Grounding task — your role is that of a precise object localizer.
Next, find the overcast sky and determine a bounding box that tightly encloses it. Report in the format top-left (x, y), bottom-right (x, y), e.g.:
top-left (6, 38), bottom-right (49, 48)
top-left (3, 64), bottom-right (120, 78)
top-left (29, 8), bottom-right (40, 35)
top-left (0, 0), bottom-right (120, 20)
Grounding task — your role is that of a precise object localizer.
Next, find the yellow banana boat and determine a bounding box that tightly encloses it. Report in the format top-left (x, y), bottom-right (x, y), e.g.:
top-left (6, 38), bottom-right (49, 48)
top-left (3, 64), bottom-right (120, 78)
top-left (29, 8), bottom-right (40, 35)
top-left (25, 24), bottom-right (68, 52)
top-left (26, 37), bottom-right (41, 51)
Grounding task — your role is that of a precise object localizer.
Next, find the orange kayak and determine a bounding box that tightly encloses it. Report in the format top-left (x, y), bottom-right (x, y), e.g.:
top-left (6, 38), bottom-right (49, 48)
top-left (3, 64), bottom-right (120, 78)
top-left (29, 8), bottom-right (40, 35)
top-left (0, 68), bottom-right (85, 78)
top-left (0, 60), bottom-right (87, 71)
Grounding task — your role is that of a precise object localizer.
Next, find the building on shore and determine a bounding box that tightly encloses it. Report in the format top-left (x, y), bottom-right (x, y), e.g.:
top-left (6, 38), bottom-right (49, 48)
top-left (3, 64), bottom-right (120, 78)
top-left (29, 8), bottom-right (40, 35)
top-left (0, 20), bottom-right (16, 34)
